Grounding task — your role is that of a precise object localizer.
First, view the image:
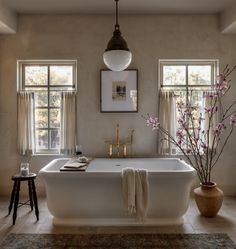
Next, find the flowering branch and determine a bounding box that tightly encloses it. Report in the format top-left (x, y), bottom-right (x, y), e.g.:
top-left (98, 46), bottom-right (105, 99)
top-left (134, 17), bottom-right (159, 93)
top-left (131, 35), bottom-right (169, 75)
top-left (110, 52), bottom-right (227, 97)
top-left (144, 65), bottom-right (236, 184)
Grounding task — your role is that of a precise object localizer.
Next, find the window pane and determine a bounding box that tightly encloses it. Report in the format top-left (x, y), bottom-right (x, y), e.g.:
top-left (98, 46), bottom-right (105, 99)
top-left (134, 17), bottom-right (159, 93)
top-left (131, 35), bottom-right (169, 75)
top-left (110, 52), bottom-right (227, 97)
top-left (35, 91), bottom-right (48, 107)
top-left (50, 91), bottom-right (61, 107)
top-left (175, 91), bottom-right (186, 130)
top-left (35, 130), bottom-right (48, 151)
top-left (188, 65), bottom-right (211, 85)
top-left (25, 66), bottom-right (48, 85)
top-left (50, 130), bottom-right (60, 149)
top-left (189, 90), bottom-right (203, 109)
top-left (50, 66), bottom-right (73, 85)
top-left (35, 109), bottom-right (48, 128)
top-left (50, 109), bottom-right (60, 128)
top-left (163, 66), bottom-right (186, 85)
top-left (189, 91), bottom-right (203, 128)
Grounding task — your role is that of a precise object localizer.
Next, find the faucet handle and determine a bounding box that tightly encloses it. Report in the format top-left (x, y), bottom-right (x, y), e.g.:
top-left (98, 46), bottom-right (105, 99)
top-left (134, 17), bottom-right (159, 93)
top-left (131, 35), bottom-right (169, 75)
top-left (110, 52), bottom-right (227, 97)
top-left (123, 144), bottom-right (127, 158)
top-left (125, 129), bottom-right (134, 144)
top-left (109, 144), bottom-right (113, 157)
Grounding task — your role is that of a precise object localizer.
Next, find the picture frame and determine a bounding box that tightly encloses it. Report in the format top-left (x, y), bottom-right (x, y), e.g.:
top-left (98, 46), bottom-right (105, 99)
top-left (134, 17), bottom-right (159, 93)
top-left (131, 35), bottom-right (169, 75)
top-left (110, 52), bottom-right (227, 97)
top-left (100, 69), bottom-right (138, 112)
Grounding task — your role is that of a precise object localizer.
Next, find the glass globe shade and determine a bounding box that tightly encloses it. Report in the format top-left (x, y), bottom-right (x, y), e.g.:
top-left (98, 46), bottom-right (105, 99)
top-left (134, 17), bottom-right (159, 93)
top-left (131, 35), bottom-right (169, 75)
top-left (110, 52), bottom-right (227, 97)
top-left (103, 50), bottom-right (132, 71)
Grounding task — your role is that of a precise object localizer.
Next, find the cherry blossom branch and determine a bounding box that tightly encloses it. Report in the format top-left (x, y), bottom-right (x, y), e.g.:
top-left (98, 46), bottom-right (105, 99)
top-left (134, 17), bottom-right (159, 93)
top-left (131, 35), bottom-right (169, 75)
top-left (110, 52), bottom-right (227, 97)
top-left (211, 126), bottom-right (234, 169)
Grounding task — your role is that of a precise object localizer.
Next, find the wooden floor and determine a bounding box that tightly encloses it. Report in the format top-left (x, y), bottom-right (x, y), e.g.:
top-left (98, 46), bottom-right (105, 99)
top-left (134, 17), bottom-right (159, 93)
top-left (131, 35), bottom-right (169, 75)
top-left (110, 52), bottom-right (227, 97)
top-left (0, 196), bottom-right (236, 243)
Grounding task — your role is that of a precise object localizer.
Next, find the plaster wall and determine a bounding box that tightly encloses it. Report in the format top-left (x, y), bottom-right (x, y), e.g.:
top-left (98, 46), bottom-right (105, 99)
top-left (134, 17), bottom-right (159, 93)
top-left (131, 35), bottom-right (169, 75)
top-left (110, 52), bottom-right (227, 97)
top-left (0, 14), bottom-right (236, 196)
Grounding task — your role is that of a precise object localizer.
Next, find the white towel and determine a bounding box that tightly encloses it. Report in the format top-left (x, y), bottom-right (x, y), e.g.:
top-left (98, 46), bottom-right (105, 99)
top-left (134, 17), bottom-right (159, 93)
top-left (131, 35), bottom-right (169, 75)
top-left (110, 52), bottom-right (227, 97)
top-left (122, 167), bottom-right (149, 221)
top-left (122, 167), bottom-right (136, 215)
top-left (135, 169), bottom-right (149, 222)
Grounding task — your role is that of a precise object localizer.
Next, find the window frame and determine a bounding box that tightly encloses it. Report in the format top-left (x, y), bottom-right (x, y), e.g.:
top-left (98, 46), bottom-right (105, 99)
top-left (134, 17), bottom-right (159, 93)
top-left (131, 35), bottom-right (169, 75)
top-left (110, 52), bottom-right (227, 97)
top-left (158, 59), bottom-right (219, 154)
top-left (159, 59), bottom-right (219, 90)
top-left (17, 60), bottom-right (77, 155)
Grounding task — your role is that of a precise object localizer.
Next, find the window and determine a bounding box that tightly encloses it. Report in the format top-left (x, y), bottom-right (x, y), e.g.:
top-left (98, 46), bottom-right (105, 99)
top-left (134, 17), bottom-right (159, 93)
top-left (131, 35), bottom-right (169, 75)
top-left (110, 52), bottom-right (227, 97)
top-left (159, 59), bottom-right (218, 153)
top-left (18, 60), bottom-right (77, 154)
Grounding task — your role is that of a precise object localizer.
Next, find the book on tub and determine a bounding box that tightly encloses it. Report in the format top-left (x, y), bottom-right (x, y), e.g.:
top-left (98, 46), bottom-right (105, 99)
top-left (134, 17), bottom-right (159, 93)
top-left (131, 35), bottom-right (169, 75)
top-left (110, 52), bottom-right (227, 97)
top-left (60, 158), bottom-right (89, 172)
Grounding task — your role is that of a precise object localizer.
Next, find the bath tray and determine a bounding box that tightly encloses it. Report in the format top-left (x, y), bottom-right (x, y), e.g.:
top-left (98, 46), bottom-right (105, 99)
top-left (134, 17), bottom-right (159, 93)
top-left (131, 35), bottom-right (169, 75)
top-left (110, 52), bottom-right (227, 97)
top-left (60, 160), bottom-right (88, 172)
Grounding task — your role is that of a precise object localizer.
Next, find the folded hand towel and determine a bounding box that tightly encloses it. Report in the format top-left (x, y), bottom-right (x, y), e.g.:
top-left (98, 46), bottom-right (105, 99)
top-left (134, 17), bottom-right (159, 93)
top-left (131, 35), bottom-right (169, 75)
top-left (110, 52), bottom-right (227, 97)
top-left (122, 167), bottom-right (136, 215)
top-left (135, 169), bottom-right (149, 222)
top-left (122, 167), bottom-right (149, 221)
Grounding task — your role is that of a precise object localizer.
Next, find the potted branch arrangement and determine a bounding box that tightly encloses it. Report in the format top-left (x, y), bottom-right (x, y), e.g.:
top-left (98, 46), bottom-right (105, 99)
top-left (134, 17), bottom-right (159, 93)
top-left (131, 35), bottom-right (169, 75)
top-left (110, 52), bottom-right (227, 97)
top-left (144, 65), bottom-right (236, 217)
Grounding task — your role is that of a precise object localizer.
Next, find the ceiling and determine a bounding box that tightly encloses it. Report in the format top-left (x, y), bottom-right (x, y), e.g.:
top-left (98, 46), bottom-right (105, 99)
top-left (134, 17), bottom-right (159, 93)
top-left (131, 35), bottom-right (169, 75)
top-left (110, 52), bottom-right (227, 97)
top-left (3, 0), bottom-right (235, 14)
top-left (1, 0), bottom-right (236, 34)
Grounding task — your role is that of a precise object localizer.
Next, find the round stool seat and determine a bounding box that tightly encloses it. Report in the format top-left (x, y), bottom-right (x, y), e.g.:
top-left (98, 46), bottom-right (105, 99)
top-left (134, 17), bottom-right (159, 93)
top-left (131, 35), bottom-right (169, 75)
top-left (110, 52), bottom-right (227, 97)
top-left (12, 173), bottom-right (37, 181)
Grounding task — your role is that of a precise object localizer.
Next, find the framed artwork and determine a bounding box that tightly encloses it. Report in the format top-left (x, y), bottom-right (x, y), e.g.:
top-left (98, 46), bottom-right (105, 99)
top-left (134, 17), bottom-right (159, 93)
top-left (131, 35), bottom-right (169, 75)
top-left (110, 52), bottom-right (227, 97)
top-left (100, 69), bottom-right (138, 112)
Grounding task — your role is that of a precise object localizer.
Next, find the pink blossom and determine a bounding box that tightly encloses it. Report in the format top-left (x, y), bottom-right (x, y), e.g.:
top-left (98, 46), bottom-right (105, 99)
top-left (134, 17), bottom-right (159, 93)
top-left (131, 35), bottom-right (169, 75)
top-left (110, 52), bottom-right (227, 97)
top-left (176, 128), bottom-right (184, 138)
top-left (204, 106), bottom-right (218, 114)
top-left (176, 128), bottom-right (185, 145)
top-left (184, 109), bottom-right (192, 116)
top-left (213, 123), bottom-right (226, 136)
top-left (230, 113), bottom-right (236, 126)
top-left (177, 100), bottom-right (185, 108)
top-left (216, 74), bottom-right (225, 83)
top-left (205, 92), bottom-right (217, 99)
top-left (215, 74), bottom-right (229, 96)
top-left (145, 115), bottom-right (160, 130)
top-left (178, 118), bottom-right (189, 130)
top-left (200, 142), bottom-right (208, 150)
top-left (216, 81), bottom-right (229, 95)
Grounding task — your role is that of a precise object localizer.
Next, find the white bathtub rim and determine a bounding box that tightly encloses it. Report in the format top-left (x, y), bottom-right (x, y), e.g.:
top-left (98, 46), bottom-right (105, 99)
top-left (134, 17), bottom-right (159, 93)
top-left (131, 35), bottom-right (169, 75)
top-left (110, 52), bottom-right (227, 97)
top-left (39, 157), bottom-right (196, 175)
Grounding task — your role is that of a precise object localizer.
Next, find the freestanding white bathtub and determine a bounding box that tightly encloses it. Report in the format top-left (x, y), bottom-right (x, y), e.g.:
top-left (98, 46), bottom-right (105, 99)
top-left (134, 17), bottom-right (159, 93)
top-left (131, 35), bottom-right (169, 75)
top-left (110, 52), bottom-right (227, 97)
top-left (39, 158), bottom-right (196, 226)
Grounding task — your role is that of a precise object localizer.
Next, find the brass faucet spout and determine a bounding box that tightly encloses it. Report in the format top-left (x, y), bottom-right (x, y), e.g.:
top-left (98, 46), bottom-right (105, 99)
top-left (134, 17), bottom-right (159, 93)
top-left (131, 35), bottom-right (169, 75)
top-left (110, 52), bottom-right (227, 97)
top-left (105, 124), bottom-right (134, 158)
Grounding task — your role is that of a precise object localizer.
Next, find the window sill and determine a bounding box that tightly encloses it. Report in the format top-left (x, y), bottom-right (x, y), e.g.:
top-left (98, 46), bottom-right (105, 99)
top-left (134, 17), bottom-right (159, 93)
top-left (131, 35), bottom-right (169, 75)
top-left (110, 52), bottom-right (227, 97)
top-left (32, 153), bottom-right (64, 156)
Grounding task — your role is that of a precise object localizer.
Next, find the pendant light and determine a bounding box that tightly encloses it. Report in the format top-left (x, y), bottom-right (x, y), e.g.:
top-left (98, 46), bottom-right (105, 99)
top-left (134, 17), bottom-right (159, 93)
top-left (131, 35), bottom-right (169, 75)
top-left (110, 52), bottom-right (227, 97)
top-left (103, 0), bottom-right (132, 71)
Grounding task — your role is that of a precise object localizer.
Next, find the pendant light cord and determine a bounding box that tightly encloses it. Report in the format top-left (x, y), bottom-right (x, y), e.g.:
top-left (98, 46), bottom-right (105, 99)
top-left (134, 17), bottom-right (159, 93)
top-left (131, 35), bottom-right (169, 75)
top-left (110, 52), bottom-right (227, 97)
top-left (115, 0), bottom-right (119, 30)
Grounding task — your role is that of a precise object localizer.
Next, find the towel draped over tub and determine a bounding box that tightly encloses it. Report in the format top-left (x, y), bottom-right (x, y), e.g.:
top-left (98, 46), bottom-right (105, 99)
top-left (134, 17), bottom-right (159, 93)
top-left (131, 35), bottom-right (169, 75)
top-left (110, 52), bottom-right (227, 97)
top-left (122, 167), bottom-right (149, 221)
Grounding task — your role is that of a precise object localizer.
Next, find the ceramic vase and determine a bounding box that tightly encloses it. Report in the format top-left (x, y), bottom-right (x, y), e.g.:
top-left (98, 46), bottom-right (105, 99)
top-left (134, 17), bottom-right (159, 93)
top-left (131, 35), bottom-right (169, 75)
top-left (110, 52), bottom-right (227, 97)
top-left (194, 182), bottom-right (223, 217)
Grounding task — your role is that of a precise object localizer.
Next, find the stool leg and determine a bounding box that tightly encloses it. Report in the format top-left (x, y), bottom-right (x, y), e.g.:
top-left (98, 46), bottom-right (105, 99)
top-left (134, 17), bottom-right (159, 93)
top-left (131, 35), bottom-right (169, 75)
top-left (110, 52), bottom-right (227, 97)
top-left (8, 180), bottom-right (17, 215)
top-left (12, 180), bottom-right (20, 225)
top-left (31, 179), bottom-right (39, 221)
top-left (28, 180), bottom-right (34, 211)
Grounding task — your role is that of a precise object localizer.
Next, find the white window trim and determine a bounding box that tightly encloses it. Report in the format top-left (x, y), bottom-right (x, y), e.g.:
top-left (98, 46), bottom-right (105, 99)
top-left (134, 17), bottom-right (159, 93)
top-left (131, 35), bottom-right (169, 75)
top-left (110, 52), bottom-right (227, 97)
top-left (158, 59), bottom-right (219, 155)
top-left (17, 59), bottom-right (78, 155)
top-left (158, 59), bottom-right (219, 90)
top-left (17, 59), bottom-right (78, 92)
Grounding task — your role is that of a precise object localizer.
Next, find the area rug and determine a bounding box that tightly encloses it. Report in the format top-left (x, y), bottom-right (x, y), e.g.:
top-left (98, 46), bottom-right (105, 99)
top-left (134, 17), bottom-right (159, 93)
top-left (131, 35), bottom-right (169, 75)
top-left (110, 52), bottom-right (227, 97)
top-left (0, 233), bottom-right (235, 249)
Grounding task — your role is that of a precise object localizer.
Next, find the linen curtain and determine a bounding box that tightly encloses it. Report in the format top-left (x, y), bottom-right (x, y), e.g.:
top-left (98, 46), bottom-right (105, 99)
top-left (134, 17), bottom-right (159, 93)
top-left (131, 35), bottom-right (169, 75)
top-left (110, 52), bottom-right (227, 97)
top-left (17, 92), bottom-right (34, 155)
top-left (60, 92), bottom-right (77, 155)
top-left (158, 90), bottom-right (177, 154)
top-left (202, 91), bottom-right (218, 150)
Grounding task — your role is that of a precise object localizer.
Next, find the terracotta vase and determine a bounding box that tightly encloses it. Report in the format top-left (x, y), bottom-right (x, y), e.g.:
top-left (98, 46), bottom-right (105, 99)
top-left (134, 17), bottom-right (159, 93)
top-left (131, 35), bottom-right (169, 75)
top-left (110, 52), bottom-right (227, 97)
top-left (194, 182), bottom-right (224, 217)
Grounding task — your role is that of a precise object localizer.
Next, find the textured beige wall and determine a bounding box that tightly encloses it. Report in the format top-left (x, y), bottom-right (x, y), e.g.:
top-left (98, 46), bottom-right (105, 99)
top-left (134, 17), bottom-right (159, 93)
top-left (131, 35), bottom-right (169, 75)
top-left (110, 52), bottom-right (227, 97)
top-left (0, 14), bottom-right (236, 196)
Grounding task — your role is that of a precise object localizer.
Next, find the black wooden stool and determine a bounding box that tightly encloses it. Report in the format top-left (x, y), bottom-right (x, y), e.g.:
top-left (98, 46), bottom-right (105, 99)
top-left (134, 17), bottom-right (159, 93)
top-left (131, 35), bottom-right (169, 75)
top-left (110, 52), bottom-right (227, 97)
top-left (8, 173), bottom-right (39, 225)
